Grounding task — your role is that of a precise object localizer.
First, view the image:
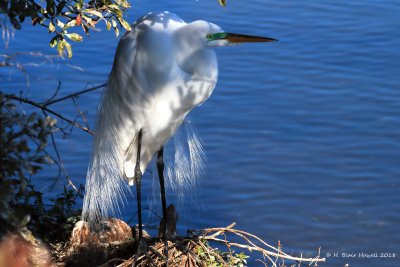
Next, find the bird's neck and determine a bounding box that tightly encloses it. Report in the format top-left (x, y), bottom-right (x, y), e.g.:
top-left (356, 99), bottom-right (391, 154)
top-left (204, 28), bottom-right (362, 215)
top-left (173, 27), bottom-right (218, 82)
top-left (177, 49), bottom-right (218, 80)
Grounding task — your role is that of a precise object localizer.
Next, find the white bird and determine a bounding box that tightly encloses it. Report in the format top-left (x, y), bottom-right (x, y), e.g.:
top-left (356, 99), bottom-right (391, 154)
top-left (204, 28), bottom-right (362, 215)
top-left (82, 10), bottom-right (276, 256)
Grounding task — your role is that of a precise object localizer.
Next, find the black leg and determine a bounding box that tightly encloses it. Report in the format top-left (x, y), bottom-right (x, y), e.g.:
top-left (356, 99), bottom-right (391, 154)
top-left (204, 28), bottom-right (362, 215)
top-left (132, 129), bottom-right (160, 267)
top-left (134, 129), bottom-right (143, 241)
top-left (157, 147), bottom-right (169, 266)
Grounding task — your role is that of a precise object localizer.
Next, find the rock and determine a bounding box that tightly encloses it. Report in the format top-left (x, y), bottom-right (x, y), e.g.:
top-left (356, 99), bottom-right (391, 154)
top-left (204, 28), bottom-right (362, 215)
top-left (0, 232), bottom-right (52, 267)
top-left (65, 218), bottom-right (139, 267)
top-left (70, 218), bottom-right (133, 247)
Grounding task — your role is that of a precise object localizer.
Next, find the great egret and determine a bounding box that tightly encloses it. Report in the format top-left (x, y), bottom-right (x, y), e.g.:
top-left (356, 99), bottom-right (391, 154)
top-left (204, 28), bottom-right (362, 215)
top-left (82, 11), bottom-right (276, 263)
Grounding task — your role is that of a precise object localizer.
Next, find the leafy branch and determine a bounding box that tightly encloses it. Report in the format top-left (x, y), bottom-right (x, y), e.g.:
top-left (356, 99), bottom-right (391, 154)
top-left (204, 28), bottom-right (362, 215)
top-left (1, 0), bottom-right (132, 57)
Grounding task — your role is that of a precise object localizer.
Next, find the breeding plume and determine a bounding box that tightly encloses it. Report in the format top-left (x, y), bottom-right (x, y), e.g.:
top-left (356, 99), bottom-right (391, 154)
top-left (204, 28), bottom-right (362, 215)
top-left (82, 10), bottom-right (276, 257)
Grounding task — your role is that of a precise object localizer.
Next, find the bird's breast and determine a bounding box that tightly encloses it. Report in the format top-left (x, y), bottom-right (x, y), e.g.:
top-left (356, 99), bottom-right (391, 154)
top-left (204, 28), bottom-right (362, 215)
top-left (144, 74), bottom-right (216, 141)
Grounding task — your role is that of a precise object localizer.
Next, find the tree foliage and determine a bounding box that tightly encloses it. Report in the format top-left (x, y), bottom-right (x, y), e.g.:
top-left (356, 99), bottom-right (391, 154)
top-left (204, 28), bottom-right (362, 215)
top-left (1, 0), bottom-right (228, 57)
top-left (0, 93), bottom-right (50, 233)
top-left (1, 0), bottom-right (131, 57)
top-left (0, 93), bottom-right (82, 241)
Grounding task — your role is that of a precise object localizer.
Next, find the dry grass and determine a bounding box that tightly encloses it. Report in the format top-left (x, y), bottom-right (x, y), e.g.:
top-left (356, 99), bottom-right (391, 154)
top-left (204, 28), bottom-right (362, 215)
top-left (51, 220), bottom-right (325, 267)
top-left (0, 217), bottom-right (325, 267)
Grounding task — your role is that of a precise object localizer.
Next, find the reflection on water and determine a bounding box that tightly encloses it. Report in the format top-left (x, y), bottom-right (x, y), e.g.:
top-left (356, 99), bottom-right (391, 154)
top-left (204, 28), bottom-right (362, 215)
top-left (3, 0), bottom-right (400, 266)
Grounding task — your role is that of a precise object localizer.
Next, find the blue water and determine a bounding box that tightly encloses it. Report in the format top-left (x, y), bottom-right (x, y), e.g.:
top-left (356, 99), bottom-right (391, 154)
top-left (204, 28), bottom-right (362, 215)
top-left (2, 0), bottom-right (400, 266)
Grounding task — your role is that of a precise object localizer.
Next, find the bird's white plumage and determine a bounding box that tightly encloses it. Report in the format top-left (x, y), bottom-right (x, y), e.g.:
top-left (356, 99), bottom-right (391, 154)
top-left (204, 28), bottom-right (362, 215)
top-left (82, 11), bottom-right (223, 225)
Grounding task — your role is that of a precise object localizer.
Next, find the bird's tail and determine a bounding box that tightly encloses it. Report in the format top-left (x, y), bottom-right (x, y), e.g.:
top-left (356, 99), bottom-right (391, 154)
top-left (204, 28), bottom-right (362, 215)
top-left (81, 82), bottom-right (131, 227)
top-left (165, 120), bottom-right (206, 204)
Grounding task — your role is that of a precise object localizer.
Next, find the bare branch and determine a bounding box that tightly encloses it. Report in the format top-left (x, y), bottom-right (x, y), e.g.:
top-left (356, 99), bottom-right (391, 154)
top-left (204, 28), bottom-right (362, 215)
top-left (41, 80), bottom-right (62, 105)
top-left (48, 128), bottom-right (79, 192)
top-left (72, 97), bottom-right (90, 130)
top-left (44, 83), bottom-right (106, 106)
top-left (202, 224), bottom-right (326, 266)
top-left (5, 93), bottom-right (94, 135)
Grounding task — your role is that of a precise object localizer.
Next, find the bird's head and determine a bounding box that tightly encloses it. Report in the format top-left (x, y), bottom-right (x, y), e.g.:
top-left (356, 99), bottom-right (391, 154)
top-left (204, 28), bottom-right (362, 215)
top-left (175, 20), bottom-right (277, 51)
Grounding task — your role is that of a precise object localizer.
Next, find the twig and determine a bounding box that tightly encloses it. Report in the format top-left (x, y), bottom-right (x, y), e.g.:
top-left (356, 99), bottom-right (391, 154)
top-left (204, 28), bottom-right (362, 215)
top-left (5, 93), bottom-right (94, 135)
top-left (48, 128), bottom-right (79, 192)
top-left (72, 97), bottom-right (90, 131)
top-left (41, 80), bottom-right (62, 105)
top-left (82, 223), bottom-right (325, 267)
top-left (1, 51), bottom-right (58, 86)
top-left (44, 83), bottom-right (106, 106)
top-left (207, 237), bottom-right (319, 263)
top-left (201, 224), bottom-right (325, 266)
top-left (204, 226), bottom-right (291, 257)
top-left (207, 222), bottom-right (236, 239)
top-left (99, 257), bottom-right (126, 267)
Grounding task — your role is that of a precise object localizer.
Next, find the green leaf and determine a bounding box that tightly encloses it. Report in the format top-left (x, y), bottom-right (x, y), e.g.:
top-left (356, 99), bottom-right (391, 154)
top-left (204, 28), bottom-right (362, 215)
top-left (84, 9), bottom-right (103, 18)
top-left (48, 21), bottom-right (55, 32)
top-left (115, 0), bottom-right (131, 9)
top-left (64, 40), bottom-right (73, 58)
top-left (218, 0), bottom-right (226, 7)
top-left (63, 19), bottom-right (76, 30)
top-left (114, 27), bottom-right (119, 37)
top-left (65, 33), bottom-right (83, 42)
top-left (32, 16), bottom-right (41, 25)
top-left (107, 4), bottom-right (120, 10)
top-left (74, 0), bottom-right (83, 11)
top-left (81, 15), bottom-right (94, 27)
top-left (45, 116), bottom-right (57, 127)
top-left (106, 20), bottom-right (111, 31)
top-left (108, 5), bottom-right (122, 18)
top-left (56, 19), bottom-right (64, 28)
top-left (19, 214), bottom-right (31, 228)
top-left (115, 9), bottom-right (123, 18)
top-left (55, 38), bottom-right (72, 58)
top-left (57, 39), bottom-right (65, 55)
top-left (81, 23), bottom-right (89, 35)
top-left (111, 18), bottom-right (117, 28)
top-left (117, 17), bottom-right (131, 31)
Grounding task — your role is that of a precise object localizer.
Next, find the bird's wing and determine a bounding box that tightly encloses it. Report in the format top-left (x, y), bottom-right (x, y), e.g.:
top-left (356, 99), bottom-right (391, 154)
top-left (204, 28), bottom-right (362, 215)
top-left (82, 12), bottom-right (187, 226)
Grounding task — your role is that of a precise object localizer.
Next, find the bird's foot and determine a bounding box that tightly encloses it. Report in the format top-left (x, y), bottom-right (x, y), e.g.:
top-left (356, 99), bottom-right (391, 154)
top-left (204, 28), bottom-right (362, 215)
top-left (157, 204), bottom-right (178, 267)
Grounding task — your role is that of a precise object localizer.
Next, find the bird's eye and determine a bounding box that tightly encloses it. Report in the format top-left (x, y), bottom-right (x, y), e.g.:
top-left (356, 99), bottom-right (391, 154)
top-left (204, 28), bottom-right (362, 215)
top-left (206, 34), bottom-right (213, 40)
